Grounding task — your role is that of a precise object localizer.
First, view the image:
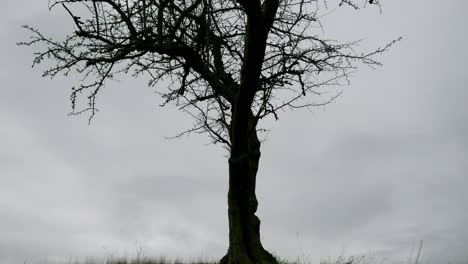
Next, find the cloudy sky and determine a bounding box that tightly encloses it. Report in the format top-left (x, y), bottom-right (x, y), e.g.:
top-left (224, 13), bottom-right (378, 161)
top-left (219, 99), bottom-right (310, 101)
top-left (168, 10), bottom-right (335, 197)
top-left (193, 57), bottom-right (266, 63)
top-left (1, 0), bottom-right (467, 263)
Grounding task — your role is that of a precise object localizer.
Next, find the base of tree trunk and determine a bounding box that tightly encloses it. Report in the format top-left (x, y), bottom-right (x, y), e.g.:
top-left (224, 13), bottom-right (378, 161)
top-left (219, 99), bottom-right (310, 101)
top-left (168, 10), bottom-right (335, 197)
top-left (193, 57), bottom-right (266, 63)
top-left (219, 247), bottom-right (279, 264)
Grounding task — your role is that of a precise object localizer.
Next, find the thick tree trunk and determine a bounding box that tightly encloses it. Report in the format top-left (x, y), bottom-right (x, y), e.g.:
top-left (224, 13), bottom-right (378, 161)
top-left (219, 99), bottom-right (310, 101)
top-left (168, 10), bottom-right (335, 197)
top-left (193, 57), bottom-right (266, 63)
top-left (219, 8), bottom-right (280, 263)
top-left (220, 116), bottom-right (278, 264)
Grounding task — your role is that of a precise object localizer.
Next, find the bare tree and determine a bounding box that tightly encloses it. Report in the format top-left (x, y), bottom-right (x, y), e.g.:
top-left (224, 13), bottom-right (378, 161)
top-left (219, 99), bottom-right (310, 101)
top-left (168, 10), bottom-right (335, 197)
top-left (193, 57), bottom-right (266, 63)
top-left (19, 0), bottom-right (399, 263)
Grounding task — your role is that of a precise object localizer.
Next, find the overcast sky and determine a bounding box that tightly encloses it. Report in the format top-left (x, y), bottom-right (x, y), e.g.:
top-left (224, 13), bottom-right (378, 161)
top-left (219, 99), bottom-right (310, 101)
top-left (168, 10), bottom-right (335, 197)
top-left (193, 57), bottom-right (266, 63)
top-left (1, 0), bottom-right (467, 263)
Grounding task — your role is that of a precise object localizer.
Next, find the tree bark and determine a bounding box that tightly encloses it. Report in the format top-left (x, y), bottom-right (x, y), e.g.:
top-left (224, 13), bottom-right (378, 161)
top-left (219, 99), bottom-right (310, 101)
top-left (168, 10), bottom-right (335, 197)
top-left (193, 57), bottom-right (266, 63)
top-left (220, 114), bottom-right (278, 264)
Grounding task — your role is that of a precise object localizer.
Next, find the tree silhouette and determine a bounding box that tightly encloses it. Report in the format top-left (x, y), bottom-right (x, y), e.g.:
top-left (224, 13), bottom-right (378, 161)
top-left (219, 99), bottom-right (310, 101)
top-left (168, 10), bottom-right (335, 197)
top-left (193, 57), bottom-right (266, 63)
top-left (19, 0), bottom-right (399, 263)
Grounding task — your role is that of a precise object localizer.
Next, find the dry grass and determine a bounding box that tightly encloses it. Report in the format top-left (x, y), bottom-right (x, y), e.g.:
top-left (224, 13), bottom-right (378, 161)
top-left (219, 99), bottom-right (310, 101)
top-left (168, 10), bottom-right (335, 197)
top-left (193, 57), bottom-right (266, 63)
top-left (36, 254), bottom-right (373, 264)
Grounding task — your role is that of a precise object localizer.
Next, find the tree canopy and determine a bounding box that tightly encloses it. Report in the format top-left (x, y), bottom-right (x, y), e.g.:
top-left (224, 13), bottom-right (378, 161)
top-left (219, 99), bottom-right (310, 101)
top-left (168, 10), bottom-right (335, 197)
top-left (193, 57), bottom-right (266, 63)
top-left (20, 0), bottom-right (398, 146)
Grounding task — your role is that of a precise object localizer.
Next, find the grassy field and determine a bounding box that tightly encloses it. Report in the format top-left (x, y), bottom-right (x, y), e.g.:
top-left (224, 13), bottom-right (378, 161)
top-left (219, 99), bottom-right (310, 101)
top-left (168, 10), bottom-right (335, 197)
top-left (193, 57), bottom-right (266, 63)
top-left (36, 254), bottom-right (373, 264)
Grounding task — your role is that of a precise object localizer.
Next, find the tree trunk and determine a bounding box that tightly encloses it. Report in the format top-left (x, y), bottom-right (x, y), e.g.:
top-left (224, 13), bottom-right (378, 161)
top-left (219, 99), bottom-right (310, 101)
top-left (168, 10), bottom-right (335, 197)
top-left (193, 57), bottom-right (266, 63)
top-left (219, 9), bottom-right (279, 263)
top-left (220, 115), bottom-right (278, 264)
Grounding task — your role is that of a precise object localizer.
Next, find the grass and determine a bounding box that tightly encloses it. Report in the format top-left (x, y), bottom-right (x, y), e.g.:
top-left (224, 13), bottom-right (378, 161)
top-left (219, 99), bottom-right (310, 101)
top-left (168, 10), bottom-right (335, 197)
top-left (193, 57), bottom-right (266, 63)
top-left (24, 241), bottom-right (468, 264)
top-left (68, 256), bottom-right (219, 264)
top-left (31, 254), bottom-right (373, 264)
